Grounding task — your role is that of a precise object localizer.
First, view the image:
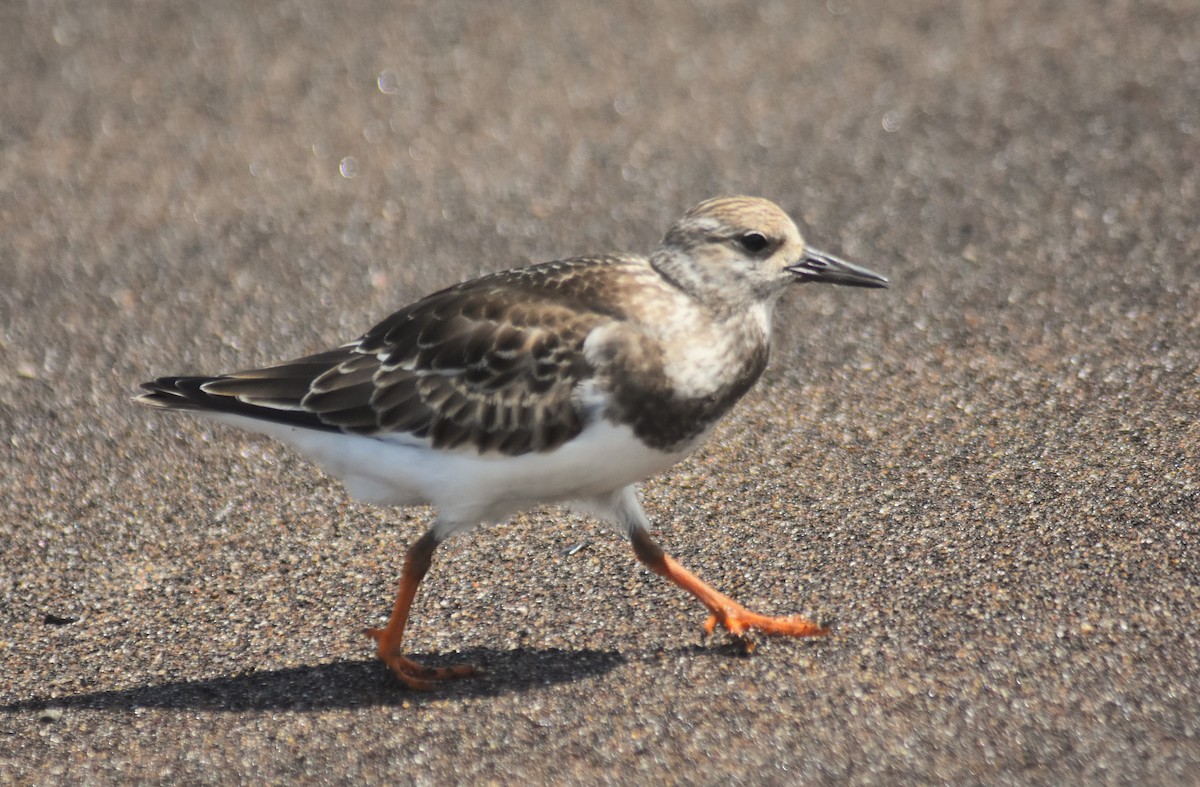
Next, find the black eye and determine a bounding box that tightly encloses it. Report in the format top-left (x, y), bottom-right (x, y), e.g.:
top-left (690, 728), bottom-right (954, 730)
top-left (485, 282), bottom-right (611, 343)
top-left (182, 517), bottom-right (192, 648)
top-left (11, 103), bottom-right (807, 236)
top-left (738, 232), bottom-right (770, 254)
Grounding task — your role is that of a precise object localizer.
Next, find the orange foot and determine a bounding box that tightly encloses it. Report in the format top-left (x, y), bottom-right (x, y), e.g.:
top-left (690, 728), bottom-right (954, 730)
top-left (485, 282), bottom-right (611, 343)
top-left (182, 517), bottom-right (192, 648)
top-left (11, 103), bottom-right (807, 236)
top-left (701, 600), bottom-right (831, 639)
top-left (364, 627), bottom-right (479, 691)
top-left (628, 528), bottom-right (830, 645)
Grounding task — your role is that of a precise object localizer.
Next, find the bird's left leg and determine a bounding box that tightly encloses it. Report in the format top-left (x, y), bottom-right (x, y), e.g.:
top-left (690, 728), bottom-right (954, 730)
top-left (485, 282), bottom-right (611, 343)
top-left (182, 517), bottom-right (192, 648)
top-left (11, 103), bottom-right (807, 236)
top-left (609, 487), bottom-right (829, 639)
top-left (365, 528), bottom-right (479, 690)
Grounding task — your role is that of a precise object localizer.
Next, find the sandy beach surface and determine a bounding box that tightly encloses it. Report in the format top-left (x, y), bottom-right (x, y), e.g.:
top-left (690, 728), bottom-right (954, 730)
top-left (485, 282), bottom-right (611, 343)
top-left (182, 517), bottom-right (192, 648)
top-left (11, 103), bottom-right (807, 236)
top-left (3, 1), bottom-right (1197, 782)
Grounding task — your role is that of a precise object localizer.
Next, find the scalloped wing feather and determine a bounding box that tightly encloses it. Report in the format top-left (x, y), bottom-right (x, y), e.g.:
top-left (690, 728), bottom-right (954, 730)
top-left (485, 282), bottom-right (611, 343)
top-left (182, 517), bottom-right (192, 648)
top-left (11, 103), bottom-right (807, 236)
top-left (138, 257), bottom-right (635, 456)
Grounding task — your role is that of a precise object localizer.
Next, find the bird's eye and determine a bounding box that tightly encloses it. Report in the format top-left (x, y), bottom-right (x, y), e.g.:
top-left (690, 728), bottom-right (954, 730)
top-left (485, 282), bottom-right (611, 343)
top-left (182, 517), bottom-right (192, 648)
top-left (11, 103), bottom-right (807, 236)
top-left (738, 232), bottom-right (770, 254)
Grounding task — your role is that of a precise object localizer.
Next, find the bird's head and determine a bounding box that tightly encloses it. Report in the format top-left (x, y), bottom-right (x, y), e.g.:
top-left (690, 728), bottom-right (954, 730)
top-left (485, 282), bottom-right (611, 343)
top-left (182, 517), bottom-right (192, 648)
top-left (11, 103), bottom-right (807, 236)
top-left (652, 196), bottom-right (888, 311)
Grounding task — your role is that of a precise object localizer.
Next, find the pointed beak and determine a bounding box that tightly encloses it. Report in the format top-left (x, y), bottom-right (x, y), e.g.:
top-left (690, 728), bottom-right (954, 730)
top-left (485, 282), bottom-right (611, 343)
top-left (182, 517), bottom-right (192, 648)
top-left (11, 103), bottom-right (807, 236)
top-left (786, 247), bottom-right (890, 288)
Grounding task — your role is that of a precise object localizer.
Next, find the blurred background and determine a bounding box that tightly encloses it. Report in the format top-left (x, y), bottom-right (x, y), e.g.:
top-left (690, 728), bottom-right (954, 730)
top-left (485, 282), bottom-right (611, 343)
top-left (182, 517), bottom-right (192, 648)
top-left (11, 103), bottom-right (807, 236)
top-left (2, 0), bottom-right (1197, 782)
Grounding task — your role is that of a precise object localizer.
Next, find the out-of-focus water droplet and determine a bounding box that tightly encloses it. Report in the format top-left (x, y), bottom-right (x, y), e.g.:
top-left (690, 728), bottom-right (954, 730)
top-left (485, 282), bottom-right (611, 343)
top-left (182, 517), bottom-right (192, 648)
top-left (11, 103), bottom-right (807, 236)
top-left (378, 70), bottom-right (399, 95)
top-left (363, 119), bottom-right (385, 143)
top-left (339, 156), bottom-right (359, 178)
top-left (53, 17), bottom-right (80, 46)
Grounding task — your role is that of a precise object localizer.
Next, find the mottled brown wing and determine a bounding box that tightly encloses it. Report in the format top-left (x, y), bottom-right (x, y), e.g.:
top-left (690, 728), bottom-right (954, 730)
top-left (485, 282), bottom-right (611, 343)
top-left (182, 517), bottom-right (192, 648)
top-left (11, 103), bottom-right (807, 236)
top-left (139, 257), bottom-right (629, 456)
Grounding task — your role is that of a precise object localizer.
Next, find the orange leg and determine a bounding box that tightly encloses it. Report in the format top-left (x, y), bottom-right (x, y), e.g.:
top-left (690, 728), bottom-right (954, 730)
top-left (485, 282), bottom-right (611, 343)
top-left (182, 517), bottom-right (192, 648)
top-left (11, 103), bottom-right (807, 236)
top-left (364, 531), bottom-right (478, 690)
top-left (630, 527), bottom-right (829, 639)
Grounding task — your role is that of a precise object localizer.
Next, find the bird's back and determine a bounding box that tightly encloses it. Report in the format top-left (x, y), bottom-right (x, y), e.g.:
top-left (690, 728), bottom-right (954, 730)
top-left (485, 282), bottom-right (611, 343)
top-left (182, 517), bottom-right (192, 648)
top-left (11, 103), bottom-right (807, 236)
top-left (139, 254), bottom-right (662, 456)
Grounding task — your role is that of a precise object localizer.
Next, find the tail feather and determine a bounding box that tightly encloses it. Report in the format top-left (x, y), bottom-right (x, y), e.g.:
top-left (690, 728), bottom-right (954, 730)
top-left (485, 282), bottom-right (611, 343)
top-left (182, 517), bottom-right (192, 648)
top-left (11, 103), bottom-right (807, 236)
top-left (136, 376), bottom-right (335, 431)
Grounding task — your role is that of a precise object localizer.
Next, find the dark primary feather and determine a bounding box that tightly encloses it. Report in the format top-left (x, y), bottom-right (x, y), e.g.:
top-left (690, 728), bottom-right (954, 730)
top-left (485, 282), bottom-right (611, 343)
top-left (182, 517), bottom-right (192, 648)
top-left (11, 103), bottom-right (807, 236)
top-left (139, 256), bottom-right (635, 456)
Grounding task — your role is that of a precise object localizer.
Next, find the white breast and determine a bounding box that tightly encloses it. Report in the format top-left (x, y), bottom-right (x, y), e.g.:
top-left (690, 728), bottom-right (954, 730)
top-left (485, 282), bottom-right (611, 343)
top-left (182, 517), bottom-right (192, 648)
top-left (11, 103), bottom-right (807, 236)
top-left (660, 301), bottom-right (773, 399)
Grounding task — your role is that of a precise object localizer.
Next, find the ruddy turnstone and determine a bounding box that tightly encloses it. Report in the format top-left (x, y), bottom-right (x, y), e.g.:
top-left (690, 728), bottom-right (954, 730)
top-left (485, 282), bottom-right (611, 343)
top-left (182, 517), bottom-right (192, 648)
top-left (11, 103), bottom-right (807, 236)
top-left (138, 196), bottom-right (888, 689)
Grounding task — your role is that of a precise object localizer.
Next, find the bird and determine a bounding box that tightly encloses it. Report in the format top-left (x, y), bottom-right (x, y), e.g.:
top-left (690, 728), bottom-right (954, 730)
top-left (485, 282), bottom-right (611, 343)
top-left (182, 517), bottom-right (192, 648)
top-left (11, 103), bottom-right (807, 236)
top-left (137, 196), bottom-right (889, 690)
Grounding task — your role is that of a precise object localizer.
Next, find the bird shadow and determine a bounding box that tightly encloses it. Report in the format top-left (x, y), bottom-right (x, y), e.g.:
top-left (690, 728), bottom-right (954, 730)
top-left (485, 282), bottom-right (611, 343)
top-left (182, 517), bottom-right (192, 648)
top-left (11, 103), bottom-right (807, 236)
top-left (0, 647), bottom-right (630, 714)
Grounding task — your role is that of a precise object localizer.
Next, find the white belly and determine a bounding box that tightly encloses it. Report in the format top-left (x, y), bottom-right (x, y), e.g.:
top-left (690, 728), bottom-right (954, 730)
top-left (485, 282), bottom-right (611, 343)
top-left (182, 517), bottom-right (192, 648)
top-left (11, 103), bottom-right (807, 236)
top-left (204, 412), bottom-right (698, 526)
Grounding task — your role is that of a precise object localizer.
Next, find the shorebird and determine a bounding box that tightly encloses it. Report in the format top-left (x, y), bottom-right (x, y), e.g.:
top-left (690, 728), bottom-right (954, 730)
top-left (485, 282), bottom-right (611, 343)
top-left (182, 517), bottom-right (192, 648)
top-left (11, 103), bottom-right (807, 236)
top-left (138, 196), bottom-right (888, 689)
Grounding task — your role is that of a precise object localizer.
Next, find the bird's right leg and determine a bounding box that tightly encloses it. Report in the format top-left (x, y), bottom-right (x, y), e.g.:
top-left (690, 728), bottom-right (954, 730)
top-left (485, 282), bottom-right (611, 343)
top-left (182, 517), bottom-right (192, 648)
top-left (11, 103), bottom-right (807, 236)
top-left (628, 525), bottom-right (829, 638)
top-left (365, 528), bottom-right (479, 690)
top-left (606, 486), bottom-right (830, 640)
